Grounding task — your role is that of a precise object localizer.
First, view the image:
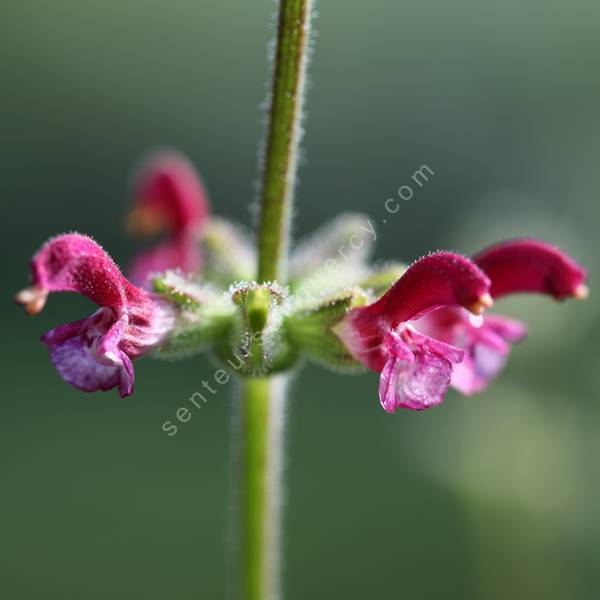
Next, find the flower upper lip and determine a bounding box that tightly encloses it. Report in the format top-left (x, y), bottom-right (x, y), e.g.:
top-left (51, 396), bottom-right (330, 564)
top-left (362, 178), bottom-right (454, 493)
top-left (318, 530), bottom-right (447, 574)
top-left (369, 251), bottom-right (493, 326)
top-left (474, 238), bottom-right (588, 300)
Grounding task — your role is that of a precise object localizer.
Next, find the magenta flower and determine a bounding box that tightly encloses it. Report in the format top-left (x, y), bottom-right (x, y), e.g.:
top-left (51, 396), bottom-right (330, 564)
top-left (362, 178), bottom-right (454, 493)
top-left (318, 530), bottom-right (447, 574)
top-left (15, 234), bottom-right (175, 397)
top-left (417, 239), bottom-right (588, 395)
top-left (334, 252), bottom-right (494, 412)
top-left (126, 150), bottom-right (210, 286)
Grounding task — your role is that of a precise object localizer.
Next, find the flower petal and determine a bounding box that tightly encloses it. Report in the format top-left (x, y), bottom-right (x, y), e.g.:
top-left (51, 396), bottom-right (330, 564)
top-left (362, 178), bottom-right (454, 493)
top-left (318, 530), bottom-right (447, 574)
top-left (48, 336), bottom-right (122, 393)
top-left (449, 314), bottom-right (527, 395)
top-left (18, 234), bottom-right (128, 311)
top-left (43, 312), bottom-right (135, 398)
top-left (379, 349), bottom-right (454, 412)
top-left (40, 314), bottom-right (97, 346)
top-left (373, 252), bottom-right (492, 325)
top-left (378, 328), bottom-right (463, 412)
top-left (131, 149), bottom-right (209, 235)
top-left (98, 314), bottom-right (128, 357)
top-left (482, 314), bottom-right (528, 345)
top-left (474, 238), bottom-right (587, 300)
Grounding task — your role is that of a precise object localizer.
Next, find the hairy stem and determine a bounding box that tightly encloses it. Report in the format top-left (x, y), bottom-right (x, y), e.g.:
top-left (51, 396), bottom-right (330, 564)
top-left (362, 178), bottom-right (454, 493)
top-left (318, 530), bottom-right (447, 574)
top-left (230, 1), bottom-right (313, 598)
top-left (232, 377), bottom-right (288, 600)
top-left (256, 0), bottom-right (313, 282)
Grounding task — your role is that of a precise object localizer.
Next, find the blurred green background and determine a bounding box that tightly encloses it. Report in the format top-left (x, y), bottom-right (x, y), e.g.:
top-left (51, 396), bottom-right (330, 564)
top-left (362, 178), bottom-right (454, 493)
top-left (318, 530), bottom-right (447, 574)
top-left (2, 0), bottom-right (599, 598)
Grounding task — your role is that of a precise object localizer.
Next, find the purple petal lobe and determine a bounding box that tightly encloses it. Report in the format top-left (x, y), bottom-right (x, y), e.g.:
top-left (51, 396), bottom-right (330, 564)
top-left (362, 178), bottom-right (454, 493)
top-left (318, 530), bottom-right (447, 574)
top-left (378, 328), bottom-right (463, 412)
top-left (42, 309), bottom-right (135, 398)
top-left (450, 314), bottom-right (527, 395)
top-left (48, 336), bottom-right (123, 393)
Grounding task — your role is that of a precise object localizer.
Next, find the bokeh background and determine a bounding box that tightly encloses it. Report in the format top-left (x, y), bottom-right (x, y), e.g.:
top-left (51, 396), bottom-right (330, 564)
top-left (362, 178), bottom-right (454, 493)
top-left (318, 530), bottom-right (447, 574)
top-left (2, 0), bottom-right (599, 598)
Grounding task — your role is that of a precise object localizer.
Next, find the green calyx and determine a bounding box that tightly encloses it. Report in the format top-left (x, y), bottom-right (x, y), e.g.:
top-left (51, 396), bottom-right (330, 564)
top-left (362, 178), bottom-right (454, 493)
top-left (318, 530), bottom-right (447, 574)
top-left (285, 287), bottom-right (369, 371)
top-left (151, 272), bottom-right (235, 360)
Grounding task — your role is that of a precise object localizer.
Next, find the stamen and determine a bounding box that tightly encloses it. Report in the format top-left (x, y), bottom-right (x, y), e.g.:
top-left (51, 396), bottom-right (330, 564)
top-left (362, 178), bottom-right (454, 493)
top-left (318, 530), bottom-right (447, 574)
top-left (466, 292), bottom-right (494, 315)
top-left (15, 286), bottom-right (48, 315)
top-left (573, 284), bottom-right (589, 300)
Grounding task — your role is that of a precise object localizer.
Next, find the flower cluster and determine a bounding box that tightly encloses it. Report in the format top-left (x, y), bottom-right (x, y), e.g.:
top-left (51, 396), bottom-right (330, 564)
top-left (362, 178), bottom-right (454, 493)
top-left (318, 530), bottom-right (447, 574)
top-left (16, 150), bottom-right (588, 409)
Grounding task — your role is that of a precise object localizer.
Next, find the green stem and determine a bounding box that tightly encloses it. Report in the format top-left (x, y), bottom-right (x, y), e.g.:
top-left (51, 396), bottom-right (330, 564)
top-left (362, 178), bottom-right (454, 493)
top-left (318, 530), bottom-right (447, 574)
top-left (231, 2), bottom-right (312, 598)
top-left (256, 0), bottom-right (313, 282)
top-left (233, 377), bottom-right (288, 600)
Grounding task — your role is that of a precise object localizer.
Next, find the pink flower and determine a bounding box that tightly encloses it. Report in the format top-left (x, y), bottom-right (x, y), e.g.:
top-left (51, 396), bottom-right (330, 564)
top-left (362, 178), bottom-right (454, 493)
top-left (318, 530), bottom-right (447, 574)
top-left (335, 252), bottom-right (493, 412)
top-left (126, 150), bottom-right (210, 286)
top-left (16, 234), bottom-right (175, 397)
top-left (417, 239), bottom-right (588, 395)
